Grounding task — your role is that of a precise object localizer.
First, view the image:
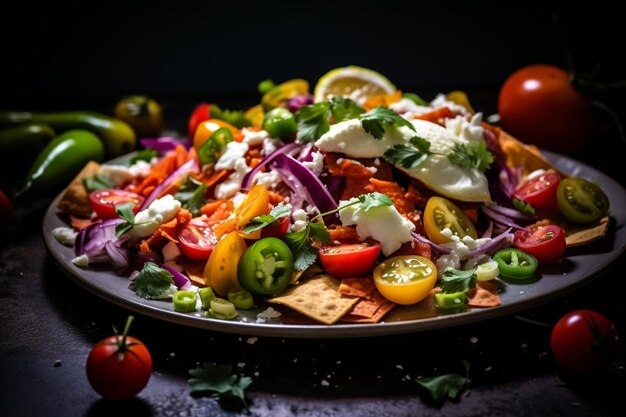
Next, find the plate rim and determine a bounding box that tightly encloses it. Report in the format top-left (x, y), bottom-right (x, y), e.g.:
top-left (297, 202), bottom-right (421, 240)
top-left (42, 150), bottom-right (626, 338)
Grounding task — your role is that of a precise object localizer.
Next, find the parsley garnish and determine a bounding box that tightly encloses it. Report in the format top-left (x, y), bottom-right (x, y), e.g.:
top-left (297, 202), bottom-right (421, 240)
top-left (359, 106), bottom-right (416, 139)
top-left (447, 141), bottom-right (494, 173)
top-left (174, 176), bottom-right (207, 217)
top-left (210, 104), bottom-right (251, 128)
top-left (242, 203), bottom-right (291, 234)
top-left (440, 267), bottom-right (477, 294)
top-left (82, 173), bottom-right (113, 193)
top-left (188, 363), bottom-right (252, 409)
top-left (114, 202), bottom-right (139, 238)
top-left (283, 193), bottom-right (393, 270)
top-left (295, 98), bottom-right (364, 143)
top-left (384, 136), bottom-right (433, 168)
top-left (512, 198), bottom-right (536, 215)
top-left (133, 262), bottom-right (174, 299)
top-left (128, 149), bottom-right (157, 165)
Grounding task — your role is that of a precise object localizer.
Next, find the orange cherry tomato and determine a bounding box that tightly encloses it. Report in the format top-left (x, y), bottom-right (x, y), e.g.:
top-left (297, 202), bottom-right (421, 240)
top-left (234, 184), bottom-right (270, 240)
top-left (193, 119), bottom-right (238, 150)
top-left (203, 231), bottom-right (247, 296)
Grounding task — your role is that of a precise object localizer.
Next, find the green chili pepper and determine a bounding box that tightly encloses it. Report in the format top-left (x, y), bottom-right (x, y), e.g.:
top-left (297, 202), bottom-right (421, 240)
top-left (0, 123), bottom-right (56, 182)
top-left (493, 248), bottom-right (538, 281)
top-left (173, 290), bottom-right (198, 312)
top-left (206, 298), bottom-right (237, 320)
top-left (16, 129), bottom-right (104, 198)
top-left (435, 291), bottom-right (467, 312)
top-left (197, 127), bottom-right (233, 165)
top-left (0, 111), bottom-right (136, 158)
top-left (227, 288), bottom-right (254, 310)
top-left (262, 108), bottom-right (297, 139)
top-left (198, 287), bottom-right (217, 309)
top-left (237, 237), bottom-right (294, 296)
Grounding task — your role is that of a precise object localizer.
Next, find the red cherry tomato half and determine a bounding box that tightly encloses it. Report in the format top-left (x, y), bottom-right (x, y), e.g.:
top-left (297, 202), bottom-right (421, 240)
top-left (550, 310), bottom-right (620, 374)
top-left (86, 317), bottom-right (152, 400)
top-left (513, 224), bottom-right (566, 264)
top-left (188, 103), bottom-right (212, 139)
top-left (177, 220), bottom-right (219, 260)
top-left (260, 215), bottom-right (290, 238)
top-left (0, 189), bottom-right (13, 226)
top-left (513, 171), bottom-right (561, 211)
top-left (319, 239), bottom-right (381, 278)
top-left (89, 190), bottom-right (145, 220)
top-left (498, 64), bottom-right (593, 153)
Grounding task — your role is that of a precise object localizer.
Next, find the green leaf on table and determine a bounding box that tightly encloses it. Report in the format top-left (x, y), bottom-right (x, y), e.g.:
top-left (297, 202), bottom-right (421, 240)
top-left (416, 373), bottom-right (471, 404)
top-left (189, 363), bottom-right (253, 408)
top-left (360, 106), bottom-right (416, 139)
top-left (133, 262), bottom-right (174, 299)
top-left (440, 267), bottom-right (477, 294)
top-left (174, 175), bottom-right (207, 217)
top-left (242, 203), bottom-right (291, 234)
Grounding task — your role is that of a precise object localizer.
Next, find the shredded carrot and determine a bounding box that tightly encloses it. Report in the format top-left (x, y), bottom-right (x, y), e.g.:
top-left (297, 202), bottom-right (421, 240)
top-left (138, 208), bottom-right (192, 255)
top-left (200, 200), bottom-right (234, 226)
top-left (329, 226), bottom-right (360, 241)
top-left (414, 107), bottom-right (455, 125)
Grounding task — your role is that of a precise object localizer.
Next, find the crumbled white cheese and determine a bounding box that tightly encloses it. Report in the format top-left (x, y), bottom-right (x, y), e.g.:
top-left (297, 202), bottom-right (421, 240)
top-left (262, 137), bottom-right (284, 156)
top-left (338, 198), bottom-right (415, 255)
top-left (242, 128), bottom-right (268, 146)
top-left (256, 307), bottom-right (282, 323)
top-left (72, 254), bottom-right (90, 267)
top-left (290, 209), bottom-right (308, 233)
top-left (215, 141), bottom-right (249, 171)
top-left (131, 195), bottom-right (181, 238)
top-left (99, 160), bottom-right (153, 186)
top-left (430, 93), bottom-right (471, 115)
top-left (52, 227), bottom-right (77, 246)
top-left (150, 284), bottom-right (178, 300)
top-left (214, 158), bottom-right (251, 199)
top-left (435, 228), bottom-right (493, 277)
top-left (302, 151), bottom-right (325, 175)
top-left (253, 170), bottom-right (282, 189)
top-left (162, 241), bottom-right (181, 262)
top-left (445, 113), bottom-right (484, 144)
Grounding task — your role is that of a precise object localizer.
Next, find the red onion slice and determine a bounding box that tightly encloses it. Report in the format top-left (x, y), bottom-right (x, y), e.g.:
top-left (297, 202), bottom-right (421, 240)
top-left (138, 158), bottom-right (199, 211)
top-left (240, 142), bottom-right (301, 190)
top-left (481, 205), bottom-right (528, 231)
top-left (411, 232), bottom-right (452, 254)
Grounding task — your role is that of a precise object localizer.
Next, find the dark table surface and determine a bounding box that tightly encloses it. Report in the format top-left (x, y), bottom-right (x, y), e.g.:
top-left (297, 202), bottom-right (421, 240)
top-left (1, 95), bottom-right (625, 417)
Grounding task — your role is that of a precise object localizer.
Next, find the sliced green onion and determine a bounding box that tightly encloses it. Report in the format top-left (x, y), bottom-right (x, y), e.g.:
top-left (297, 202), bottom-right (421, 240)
top-left (207, 298), bottom-right (237, 319)
top-left (227, 288), bottom-right (255, 310)
top-left (199, 287), bottom-right (217, 309)
top-left (173, 290), bottom-right (198, 313)
top-left (475, 260), bottom-right (499, 281)
top-left (435, 291), bottom-right (467, 312)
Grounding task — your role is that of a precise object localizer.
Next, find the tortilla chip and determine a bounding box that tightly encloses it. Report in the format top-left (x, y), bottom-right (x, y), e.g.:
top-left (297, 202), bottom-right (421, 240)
top-left (338, 278), bottom-right (376, 298)
top-left (57, 161), bottom-right (100, 218)
top-left (564, 216), bottom-right (610, 246)
top-left (340, 302), bottom-right (396, 323)
top-left (346, 290), bottom-right (388, 318)
top-left (497, 130), bottom-right (561, 177)
top-left (291, 263), bottom-right (323, 284)
top-left (467, 281), bottom-right (500, 307)
top-left (268, 274), bottom-right (359, 325)
top-left (69, 215), bottom-right (99, 230)
top-left (178, 258), bottom-right (207, 287)
top-left (278, 309), bottom-right (320, 325)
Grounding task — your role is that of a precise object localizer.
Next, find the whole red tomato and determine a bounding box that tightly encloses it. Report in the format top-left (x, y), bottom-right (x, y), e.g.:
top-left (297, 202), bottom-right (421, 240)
top-left (86, 316), bottom-right (152, 400)
top-left (498, 64), bottom-right (593, 153)
top-left (550, 310), bottom-right (620, 374)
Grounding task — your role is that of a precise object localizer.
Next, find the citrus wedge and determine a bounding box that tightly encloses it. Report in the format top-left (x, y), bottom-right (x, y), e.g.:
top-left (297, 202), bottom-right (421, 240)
top-left (313, 66), bottom-right (396, 104)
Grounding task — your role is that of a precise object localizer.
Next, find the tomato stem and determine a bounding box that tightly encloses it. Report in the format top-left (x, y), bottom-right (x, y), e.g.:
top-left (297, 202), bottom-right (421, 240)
top-left (514, 315), bottom-right (553, 329)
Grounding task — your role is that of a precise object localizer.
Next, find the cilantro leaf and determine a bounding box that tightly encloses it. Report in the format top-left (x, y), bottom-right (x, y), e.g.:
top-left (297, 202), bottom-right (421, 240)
top-left (284, 221), bottom-right (330, 271)
top-left (447, 141), bottom-right (494, 173)
top-left (258, 79), bottom-right (275, 94)
top-left (174, 176), bottom-right (207, 217)
top-left (128, 149), bottom-right (158, 165)
top-left (296, 102), bottom-right (331, 143)
top-left (328, 97), bottom-right (364, 122)
top-left (357, 192), bottom-right (393, 211)
top-left (440, 267), bottom-right (477, 294)
top-left (403, 92), bottom-right (430, 106)
top-left (242, 203), bottom-right (291, 234)
top-left (188, 363), bottom-right (252, 408)
top-left (133, 262), bottom-right (174, 299)
top-left (82, 173), bottom-right (113, 193)
top-left (359, 106), bottom-right (416, 139)
top-left (210, 104), bottom-right (251, 128)
top-left (114, 202), bottom-right (137, 238)
top-left (512, 198), bottom-right (536, 215)
top-left (416, 373), bottom-right (471, 404)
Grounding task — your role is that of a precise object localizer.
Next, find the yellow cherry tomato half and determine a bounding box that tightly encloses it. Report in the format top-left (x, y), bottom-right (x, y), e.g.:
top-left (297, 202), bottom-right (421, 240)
top-left (203, 231), bottom-right (247, 296)
top-left (244, 104), bottom-right (264, 128)
top-left (373, 255), bottom-right (437, 305)
top-left (193, 119), bottom-right (238, 150)
top-left (234, 184), bottom-right (270, 239)
top-left (423, 196), bottom-right (477, 244)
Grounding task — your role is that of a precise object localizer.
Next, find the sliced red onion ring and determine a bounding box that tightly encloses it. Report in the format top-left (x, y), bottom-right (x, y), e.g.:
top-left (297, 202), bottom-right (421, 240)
top-left (468, 227), bottom-right (513, 257)
top-left (487, 204), bottom-right (536, 222)
top-left (160, 263), bottom-right (192, 290)
top-left (481, 205), bottom-right (528, 231)
top-left (240, 142), bottom-right (301, 190)
top-left (481, 221), bottom-right (494, 239)
top-left (411, 232), bottom-right (452, 254)
top-left (104, 240), bottom-right (130, 270)
top-left (138, 158), bottom-right (199, 211)
top-left (298, 143), bottom-right (315, 162)
top-left (140, 137), bottom-right (191, 152)
top-left (286, 94), bottom-right (314, 113)
top-left (272, 154), bottom-right (338, 223)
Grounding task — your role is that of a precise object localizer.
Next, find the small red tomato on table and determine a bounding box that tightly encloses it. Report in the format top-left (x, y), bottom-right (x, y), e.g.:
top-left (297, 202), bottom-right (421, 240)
top-left (498, 64), bottom-right (594, 154)
top-left (86, 316), bottom-right (152, 400)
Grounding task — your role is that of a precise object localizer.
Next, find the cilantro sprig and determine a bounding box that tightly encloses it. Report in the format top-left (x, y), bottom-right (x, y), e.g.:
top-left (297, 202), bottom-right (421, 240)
top-left (359, 106), bottom-right (416, 139)
top-left (114, 202), bottom-right (150, 238)
top-left (133, 262), bottom-right (174, 299)
top-left (174, 176), bottom-right (207, 217)
top-left (384, 136), bottom-right (432, 168)
top-left (296, 97), bottom-right (364, 143)
top-left (440, 267), bottom-right (477, 294)
top-left (284, 193), bottom-right (393, 270)
top-left (242, 203), bottom-right (291, 234)
top-left (188, 363), bottom-right (252, 409)
top-left (512, 198), bottom-right (536, 215)
top-left (447, 141), bottom-right (494, 172)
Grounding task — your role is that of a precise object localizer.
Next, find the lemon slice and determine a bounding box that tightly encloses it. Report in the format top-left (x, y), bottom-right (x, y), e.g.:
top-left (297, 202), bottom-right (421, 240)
top-left (313, 66), bottom-right (396, 104)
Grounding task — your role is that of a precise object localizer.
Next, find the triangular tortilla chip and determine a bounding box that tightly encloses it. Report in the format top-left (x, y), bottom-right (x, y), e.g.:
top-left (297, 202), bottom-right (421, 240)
top-left (57, 161), bottom-right (101, 218)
